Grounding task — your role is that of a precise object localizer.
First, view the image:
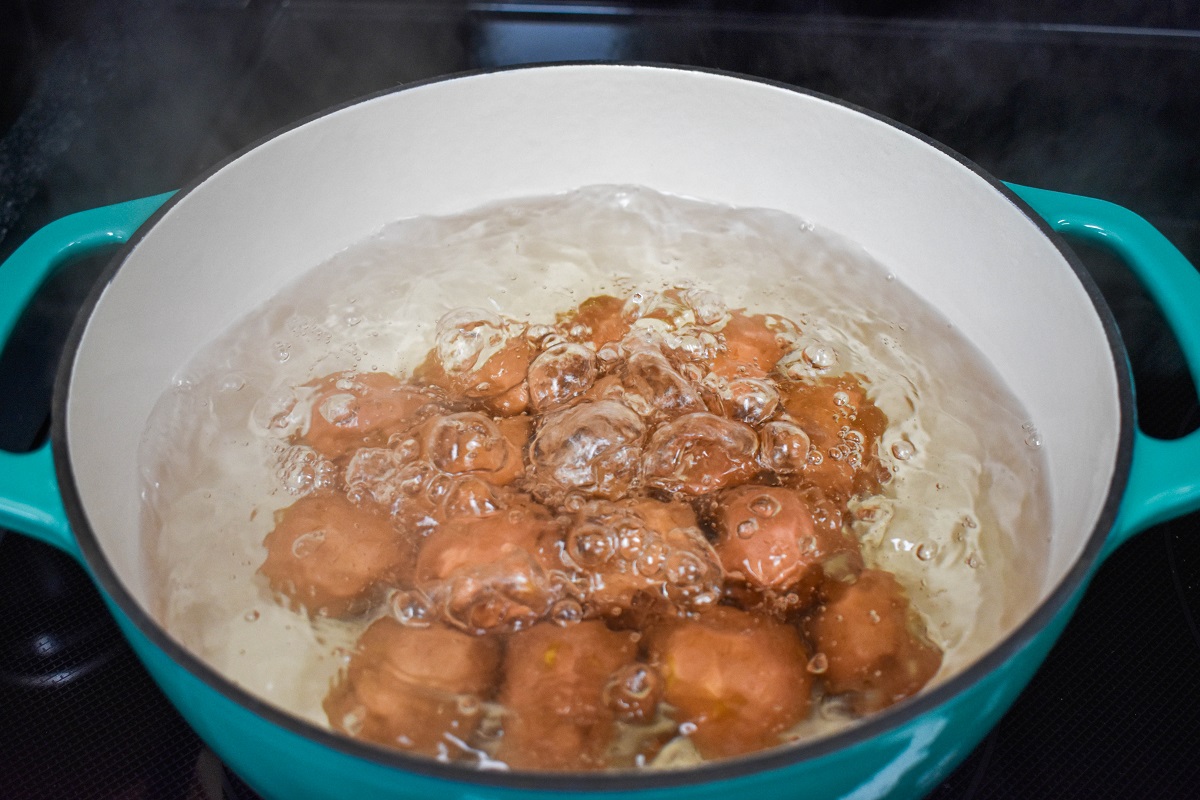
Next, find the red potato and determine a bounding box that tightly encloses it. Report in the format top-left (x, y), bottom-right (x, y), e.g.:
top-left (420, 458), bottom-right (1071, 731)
top-left (641, 412), bottom-right (759, 496)
top-left (619, 347), bottom-right (708, 424)
top-left (496, 620), bottom-right (642, 770)
top-left (778, 376), bottom-right (888, 500)
top-left (259, 492), bottom-right (413, 617)
top-left (710, 485), bottom-right (862, 608)
top-left (709, 312), bottom-right (788, 380)
top-left (558, 294), bottom-right (632, 350)
top-left (420, 411), bottom-right (525, 486)
top-left (564, 498), bottom-right (721, 623)
top-left (804, 569), bottom-right (943, 714)
top-left (527, 342), bottom-right (599, 413)
top-left (324, 618), bottom-right (502, 758)
top-left (297, 371), bottom-right (445, 460)
top-left (414, 336), bottom-right (534, 417)
top-left (528, 400), bottom-right (647, 505)
top-left (645, 606), bottom-right (813, 759)
top-left (413, 495), bottom-right (568, 634)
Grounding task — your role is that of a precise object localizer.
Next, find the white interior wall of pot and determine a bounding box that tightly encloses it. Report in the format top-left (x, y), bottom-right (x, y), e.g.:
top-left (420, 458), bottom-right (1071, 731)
top-left (65, 65), bottom-right (1119, 617)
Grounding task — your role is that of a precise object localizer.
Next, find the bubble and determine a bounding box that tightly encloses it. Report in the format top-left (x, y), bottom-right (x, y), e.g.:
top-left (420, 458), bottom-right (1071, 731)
top-left (290, 530), bottom-right (325, 559)
top-left (636, 541), bottom-right (667, 577)
top-left (1024, 431), bottom-right (1042, 449)
top-left (726, 377), bottom-right (780, 425)
top-left (753, 421), bottom-right (809, 475)
top-left (527, 342), bottom-right (598, 412)
top-left (425, 412), bottom-right (511, 474)
top-left (389, 436), bottom-right (421, 463)
top-left (456, 695), bottom-right (481, 716)
top-left (749, 495), bottom-right (781, 519)
top-left (596, 343), bottom-right (624, 365)
top-left (622, 290), bottom-right (656, 321)
top-left (252, 385), bottom-right (308, 433)
top-left (445, 477), bottom-right (502, 518)
top-left (891, 440), bottom-right (915, 461)
top-left (807, 653), bottom-right (829, 674)
top-left (219, 373), bottom-right (246, 392)
top-left (966, 553), bottom-right (980, 569)
top-left (621, 348), bottom-right (706, 422)
top-left (802, 342), bottom-right (837, 370)
top-left (682, 288), bottom-right (729, 326)
top-left (736, 519), bottom-right (758, 539)
top-left (678, 721), bottom-right (698, 736)
top-left (435, 308), bottom-right (507, 374)
top-left (344, 448), bottom-right (405, 506)
top-left (832, 391), bottom-right (850, 407)
top-left (243, 609), bottom-right (260, 622)
top-left (616, 526), bottom-right (647, 560)
top-left (278, 446), bottom-right (335, 496)
top-left (273, 342), bottom-right (291, 363)
top-left (526, 323), bottom-right (555, 344)
top-left (318, 393), bottom-right (357, 426)
top-left (605, 663), bottom-right (664, 722)
top-left (642, 412), bottom-right (758, 495)
top-left (665, 550), bottom-right (705, 587)
top-left (549, 598), bottom-right (584, 625)
top-left (567, 525), bottom-right (616, 568)
top-left (391, 589), bottom-right (433, 627)
top-left (915, 543), bottom-right (936, 562)
top-left (530, 400), bottom-right (646, 502)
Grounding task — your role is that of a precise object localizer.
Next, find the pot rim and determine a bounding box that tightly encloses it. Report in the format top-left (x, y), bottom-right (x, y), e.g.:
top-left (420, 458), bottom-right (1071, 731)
top-left (50, 62), bottom-right (1133, 791)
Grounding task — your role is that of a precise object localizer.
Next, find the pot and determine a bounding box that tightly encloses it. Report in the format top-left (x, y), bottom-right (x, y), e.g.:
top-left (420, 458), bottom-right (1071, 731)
top-left (1, 64), bottom-right (1199, 800)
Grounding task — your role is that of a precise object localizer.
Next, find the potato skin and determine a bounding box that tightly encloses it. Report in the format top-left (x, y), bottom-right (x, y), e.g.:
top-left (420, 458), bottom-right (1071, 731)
top-left (805, 569), bottom-right (943, 714)
top-left (710, 485), bottom-right (863, 610)
top-left (646, 606), bottom-right (813, 759)
top-left (496, 620), bottom-right (641, 770)
top-left (260, 492), bottom-right (413, 617)
top-left (324, 618), bottom-right (502, 757)
top-left (778, 376), bottom-right (888, 500)
top-left (709, 312), bottom-right (787, 380)
top-left (298, 371), bottom-right (445, 460)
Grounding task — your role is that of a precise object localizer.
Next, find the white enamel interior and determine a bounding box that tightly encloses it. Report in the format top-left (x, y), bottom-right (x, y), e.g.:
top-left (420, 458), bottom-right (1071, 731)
top-left (66, 65), bottom-right (1120, 636)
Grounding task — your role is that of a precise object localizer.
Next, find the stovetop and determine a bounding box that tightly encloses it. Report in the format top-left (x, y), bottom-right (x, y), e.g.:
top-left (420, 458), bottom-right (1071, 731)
top-left (2, 2), bottom-right (1199, 798)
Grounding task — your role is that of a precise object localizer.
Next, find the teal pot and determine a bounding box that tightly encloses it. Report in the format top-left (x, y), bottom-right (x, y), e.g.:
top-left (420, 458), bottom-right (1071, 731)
top-left (2, 65), bottom-right (1199, 800)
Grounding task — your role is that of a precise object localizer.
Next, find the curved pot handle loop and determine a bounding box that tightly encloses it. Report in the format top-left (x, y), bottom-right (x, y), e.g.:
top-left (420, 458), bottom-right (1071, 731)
top-left (1008, 183), bottom-right (1200, 559)
top-left (0, 193), bottom-right (172, 559)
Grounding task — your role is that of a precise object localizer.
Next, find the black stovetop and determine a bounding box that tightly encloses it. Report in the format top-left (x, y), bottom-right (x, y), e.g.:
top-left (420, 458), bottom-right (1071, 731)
top-left (2, 2), bottom-right (1199, 798)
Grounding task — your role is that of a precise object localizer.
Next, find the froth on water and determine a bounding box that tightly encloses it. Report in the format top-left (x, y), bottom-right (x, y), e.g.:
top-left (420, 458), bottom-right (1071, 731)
top-left (139, 185), bottom-right (1051, 753)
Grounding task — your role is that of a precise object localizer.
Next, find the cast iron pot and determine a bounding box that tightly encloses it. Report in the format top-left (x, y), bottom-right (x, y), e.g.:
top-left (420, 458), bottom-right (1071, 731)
top-left (2, 65), bottom-right (1200, 800)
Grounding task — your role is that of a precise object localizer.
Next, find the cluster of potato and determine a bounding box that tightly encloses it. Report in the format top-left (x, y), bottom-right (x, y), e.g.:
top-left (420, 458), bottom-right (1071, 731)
top-left (258, 288), bottom-right (942, 770)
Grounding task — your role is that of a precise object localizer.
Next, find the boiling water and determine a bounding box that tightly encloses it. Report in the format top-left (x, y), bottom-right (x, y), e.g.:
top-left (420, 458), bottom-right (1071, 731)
top-left (140, 185), bottom-right (1050, 744)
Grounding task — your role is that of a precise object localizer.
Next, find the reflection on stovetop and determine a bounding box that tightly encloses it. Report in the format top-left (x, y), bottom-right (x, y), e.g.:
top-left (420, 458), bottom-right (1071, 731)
top-left (1, 2), bottom-right (1198, 799)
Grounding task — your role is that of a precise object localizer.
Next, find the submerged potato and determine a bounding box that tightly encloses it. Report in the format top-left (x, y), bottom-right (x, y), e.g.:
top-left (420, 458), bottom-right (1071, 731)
top-left (259, 492), bottom-right (413, 617)
top-left (646, 606), bottom-right (813, 759)
top-left (778, 376), bottom-right (888, 500)
top-left (414, 495), bottom-right (566, 634)
top-left (496, 620), bottom-right (641, 770)
top-left (805, 569), bottom-right (943, 714)
top-left (324, 618), bottom-right (502, 758)
top-left (298, 371), bottom-right (445, 460)
top-left (564, 498), bottom-right (722, 623)
top-left (711, 485), bottom-right (863, 607)
top-left (709, 312), bottom-right (787, 380)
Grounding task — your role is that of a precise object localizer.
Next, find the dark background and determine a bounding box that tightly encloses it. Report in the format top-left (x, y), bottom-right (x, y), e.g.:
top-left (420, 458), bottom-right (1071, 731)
top-left (1, 1), bottom-right (1198, 798)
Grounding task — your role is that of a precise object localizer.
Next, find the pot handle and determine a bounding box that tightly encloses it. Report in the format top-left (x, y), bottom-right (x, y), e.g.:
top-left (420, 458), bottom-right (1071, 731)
top-left (1007, 183), bottom-right (1200, 559)
top-left (0, 193), bottom-right (173, 559)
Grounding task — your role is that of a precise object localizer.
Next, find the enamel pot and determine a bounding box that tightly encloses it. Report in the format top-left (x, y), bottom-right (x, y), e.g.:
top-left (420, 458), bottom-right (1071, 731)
top-left (2, 64), bottom-right (1199, 800)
